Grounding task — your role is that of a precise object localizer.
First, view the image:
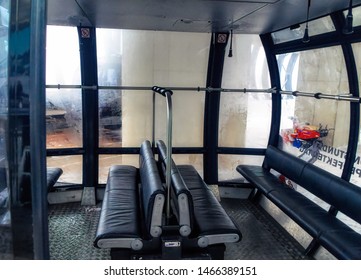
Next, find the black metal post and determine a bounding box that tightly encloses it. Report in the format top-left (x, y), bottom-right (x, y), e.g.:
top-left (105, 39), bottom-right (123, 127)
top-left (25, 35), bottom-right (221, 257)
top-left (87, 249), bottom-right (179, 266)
top-left (203, 32), bottom-right (229, 184)
top-left (260, 33), bottom-right (282, 149)
top-left (30, 0), bottom-right (49, 260)
top-left (77, 27), bottom-right (99, 205)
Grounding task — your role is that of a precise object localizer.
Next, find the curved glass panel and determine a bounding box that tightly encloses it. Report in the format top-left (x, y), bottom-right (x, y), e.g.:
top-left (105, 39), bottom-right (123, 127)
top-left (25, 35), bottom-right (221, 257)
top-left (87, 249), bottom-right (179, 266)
top-left (278, 47), bottom-right (349, 177)
top-left (219, 34), bottom-right (271, 148)
top-left (351, 43), bottom-right (361, 186)
top-left (272, 16), bottom-right (335, 44)
top-left (278, 47), bottom-right (350, 211)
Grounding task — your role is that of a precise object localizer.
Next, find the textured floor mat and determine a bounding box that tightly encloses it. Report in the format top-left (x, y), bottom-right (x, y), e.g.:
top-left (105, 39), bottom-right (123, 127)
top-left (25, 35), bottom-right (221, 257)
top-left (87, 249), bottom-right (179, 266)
top-left (48, 203), bottom-right (110, 260)
top-left (48, 199), bottom-right (308, 260)
top-left (221, 199), bottom-right (309, 260)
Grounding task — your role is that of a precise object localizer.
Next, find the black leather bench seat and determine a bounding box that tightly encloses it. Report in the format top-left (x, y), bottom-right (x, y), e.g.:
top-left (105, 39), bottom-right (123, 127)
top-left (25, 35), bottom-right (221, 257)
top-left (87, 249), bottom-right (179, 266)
top-left (94, 141), bottom-right (166, 258)
top-left (236, 165), bottom-right (285, 195)
top-left (237, 145), bottom-right (361, 259)
top-left (156, 140), bottom-right (241, 251)
top-left (94, 165), bottom-right (142, 250)
top-left (178, 165), bottom-right (241, 238)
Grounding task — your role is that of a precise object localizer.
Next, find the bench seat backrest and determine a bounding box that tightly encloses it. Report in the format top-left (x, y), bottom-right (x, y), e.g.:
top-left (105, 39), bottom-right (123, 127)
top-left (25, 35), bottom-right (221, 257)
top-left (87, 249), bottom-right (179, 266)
top-left (264, 145), bottom-right (361, 225)
top-left (157, 140), bottom-right (194, 236)
top-left (263, 145), bottom-right (307, 183)
top-left (139, 140), bottom-right (166, 238)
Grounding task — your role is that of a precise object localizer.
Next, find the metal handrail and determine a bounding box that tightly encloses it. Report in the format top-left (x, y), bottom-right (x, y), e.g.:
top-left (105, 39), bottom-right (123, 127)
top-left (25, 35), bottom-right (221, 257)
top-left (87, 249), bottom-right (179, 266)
top-left (152, 86), bottom-right (173, 223)
top-left (47, 84), bottom-right (361, 102)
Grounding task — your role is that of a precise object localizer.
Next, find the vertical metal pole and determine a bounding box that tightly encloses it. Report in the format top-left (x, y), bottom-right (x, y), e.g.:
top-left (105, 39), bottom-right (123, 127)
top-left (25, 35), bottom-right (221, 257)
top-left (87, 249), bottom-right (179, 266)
top-left (165, 92), bottom-right (172, 222)
top-left (152, 91), bottom-right (156, 150)
top-left (30, 0), bottom-right (49, 259)
top-left (152, 86), bottom-right (173, 222)
top-left (203, 33), bottom-right (229, 184)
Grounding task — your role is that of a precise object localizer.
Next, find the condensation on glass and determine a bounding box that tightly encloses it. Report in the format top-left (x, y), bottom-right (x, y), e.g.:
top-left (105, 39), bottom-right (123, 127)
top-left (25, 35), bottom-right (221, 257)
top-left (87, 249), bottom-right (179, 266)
top-left (45, 26), bottom-right (82, 150)
top-left (96, 29), bottom-right (209, 148)
top-left (218, 155), bottom-right (264, 182)
top-left (219, 34), bottom-right (271, 149)
top-left (46, 89), bottom-right (83, 149)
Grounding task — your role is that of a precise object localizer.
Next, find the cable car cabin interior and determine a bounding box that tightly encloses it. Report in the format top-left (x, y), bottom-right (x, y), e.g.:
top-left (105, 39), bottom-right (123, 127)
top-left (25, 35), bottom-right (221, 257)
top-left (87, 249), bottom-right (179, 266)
top-left (1, 0), bottom-right (361, 260)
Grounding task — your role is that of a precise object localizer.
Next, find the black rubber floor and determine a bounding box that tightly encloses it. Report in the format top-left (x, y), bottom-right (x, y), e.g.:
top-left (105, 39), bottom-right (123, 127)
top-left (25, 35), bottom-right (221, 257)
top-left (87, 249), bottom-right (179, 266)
top-left (48, 199), bottom-right (309, 260)
top-left (48, 203), bottom-right (110, 260)
top-left (221, 199), bottom-right (310, 260)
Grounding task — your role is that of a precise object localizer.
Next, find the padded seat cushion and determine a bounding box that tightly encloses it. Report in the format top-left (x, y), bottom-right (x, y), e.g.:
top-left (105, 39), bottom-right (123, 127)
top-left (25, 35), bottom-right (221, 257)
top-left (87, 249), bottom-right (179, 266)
top-left (157, 140), bottom-right (241, 243)
top-left (190, 188), bottom-right (241, 236)
top-left (319, 228), bottom-right (361, 260)
top-left (107, 165), bottom-right (139, 191)
top-left (94, 165), bottom-right (140, 247)
top-left (176, 165), bottom-right (208, 190)
top-left (236, 165), bottom-right (285, 195)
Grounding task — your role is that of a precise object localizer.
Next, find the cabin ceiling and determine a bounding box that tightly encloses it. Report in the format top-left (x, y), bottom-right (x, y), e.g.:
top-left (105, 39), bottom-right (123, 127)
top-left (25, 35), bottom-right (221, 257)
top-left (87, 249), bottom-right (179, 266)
top-left (47, 0), bottom-right (361, 34)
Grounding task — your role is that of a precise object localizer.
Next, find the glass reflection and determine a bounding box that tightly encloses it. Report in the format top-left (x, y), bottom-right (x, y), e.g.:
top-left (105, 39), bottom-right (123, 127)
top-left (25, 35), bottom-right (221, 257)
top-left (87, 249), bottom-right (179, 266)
top-left (0, 0), bottom-right (9, 226)
top-left (99, 90), bottom-right (122, 147)
top-left (278, 47), bottom-right (349, 179)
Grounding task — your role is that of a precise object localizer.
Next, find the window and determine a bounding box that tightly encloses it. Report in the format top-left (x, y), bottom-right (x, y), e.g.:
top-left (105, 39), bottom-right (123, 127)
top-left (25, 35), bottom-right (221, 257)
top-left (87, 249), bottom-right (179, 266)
top-left (47, 155), bottom-right (82, 185)
top-left (218, 34), bottom-right (270, 181)
top-left (45, 26), bottom-right (82, 188)
top-left (278, 47), bottom-right (350, 210)
top-left (96, 29), bottom-right (210, 148)
top-left (219, 34), bottom-right (271, 149)
top-left (271, 16), bottom-right (335, 44)
top-left (46, 26), bottom-right (82, 149)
